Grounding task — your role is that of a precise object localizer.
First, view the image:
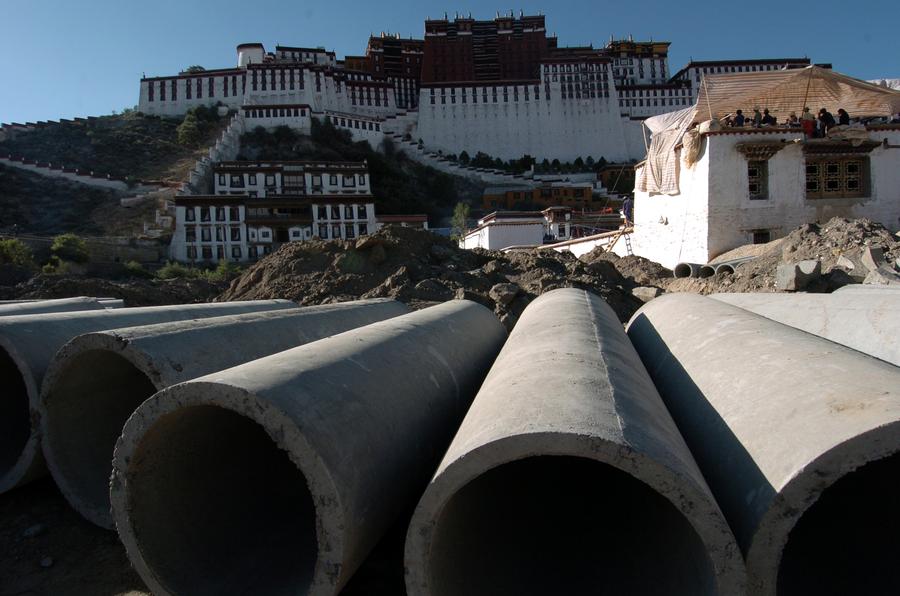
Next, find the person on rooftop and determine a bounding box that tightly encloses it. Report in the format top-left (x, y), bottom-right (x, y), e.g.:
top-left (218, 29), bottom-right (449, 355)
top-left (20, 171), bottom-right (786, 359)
top-left (837, 108), bottom-right (851, 126)
top-left (800, 107), bottom-right (817, 137)
top-left (818, 108), bottom-right (836, 136)
top-left (732, 109), bottom-right (745, 127)
top-left (786, 112), bottom-right (799, 126)
top-left (761, 108), bottom-right (777, 126)
top-left (752, 108), bottom-right (763, 127)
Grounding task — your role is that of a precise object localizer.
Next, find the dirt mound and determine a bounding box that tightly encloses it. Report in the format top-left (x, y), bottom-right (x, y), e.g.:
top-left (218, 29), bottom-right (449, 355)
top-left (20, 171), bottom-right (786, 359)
top-left (221, 225), bottom-right (644, 329)
top-left (582, 249), bottom-right (673, 287)
top-left (0, 274), bottom-right (226, 307)
top-left (666, 217), bottom-right (900, 294)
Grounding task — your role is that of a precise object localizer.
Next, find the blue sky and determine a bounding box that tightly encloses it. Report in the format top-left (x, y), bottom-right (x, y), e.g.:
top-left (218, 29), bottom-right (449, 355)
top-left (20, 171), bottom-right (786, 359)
top-left (1, 0), bottom-right (896, 123)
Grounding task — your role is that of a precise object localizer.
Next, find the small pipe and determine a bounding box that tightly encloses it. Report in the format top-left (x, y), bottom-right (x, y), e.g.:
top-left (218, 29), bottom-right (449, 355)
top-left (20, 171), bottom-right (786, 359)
top-left (674, 262), bottom-right (702, 278)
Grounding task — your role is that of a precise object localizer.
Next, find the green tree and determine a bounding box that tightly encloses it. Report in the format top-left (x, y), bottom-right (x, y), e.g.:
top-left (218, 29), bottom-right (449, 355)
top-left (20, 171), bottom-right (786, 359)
top-left (0, 239), bottom-right (35, 270)
top-left (551, 158), bottom-right (561, 171)
top-left (574, 157), bottom-right (585, 170)
top-left (586, 156), bottom-right (595, 168)
top-left (50, 233), bottom-right (89, 264)
top-left (176, 112), bottom-right (203, 147)
top-left (451, 202), bottom-right (470, 241)
top-left (184, 65), bottom-right (206, 73)
top-left (458, 150), bottom-right (470, 165)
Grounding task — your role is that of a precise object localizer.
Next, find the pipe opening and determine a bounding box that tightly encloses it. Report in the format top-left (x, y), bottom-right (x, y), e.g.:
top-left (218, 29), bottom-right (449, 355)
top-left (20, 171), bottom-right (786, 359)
top-left (45, 350), bottom-right (158, 513)
top-left (0, 347), bottom-right (29, 476)
top-left (698, 266), bottom-right (716, 279)
top-left (127, 405), bottom-right (316, 595)
top-left (777, 451), bottom-right (900, 595)
top-left (428, 456), bottom-right (717, 596)
top-left (674, 263), bottom-right (695, 278)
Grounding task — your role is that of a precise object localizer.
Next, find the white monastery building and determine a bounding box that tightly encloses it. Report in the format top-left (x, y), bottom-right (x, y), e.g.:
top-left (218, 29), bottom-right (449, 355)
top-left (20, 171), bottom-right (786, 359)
top-left (137, 12), bottom-right (823, 165)
top-left (633, 67), bottom-right (900, 269)
top-left (170, 160), bottom-right (425, 263)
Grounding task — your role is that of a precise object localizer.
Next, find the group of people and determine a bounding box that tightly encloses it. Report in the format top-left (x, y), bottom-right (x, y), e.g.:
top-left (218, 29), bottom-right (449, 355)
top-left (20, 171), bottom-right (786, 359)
top-left (725, 106), bottom-right (851, 137)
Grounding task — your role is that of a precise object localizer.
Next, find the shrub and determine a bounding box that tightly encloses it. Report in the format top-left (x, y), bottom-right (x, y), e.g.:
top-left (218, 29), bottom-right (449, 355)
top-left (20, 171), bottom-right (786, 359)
top-left (156, 260), bottom-right (197, 280)
top-left (124, 260), bottom-right (152, 278)
top-left (0, 239), bottom-right (35, 269)
top-left (176, 113), bottom-right (203, 147)
top-left (204, 260), bottom-right (242, 282)
top-left (50, 233), bottom-right (89, 263)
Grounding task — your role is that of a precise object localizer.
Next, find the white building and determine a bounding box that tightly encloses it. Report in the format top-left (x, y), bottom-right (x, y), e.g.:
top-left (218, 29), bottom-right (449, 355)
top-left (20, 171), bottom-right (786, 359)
top-left (460, 208), bottom-right (575, 250)
top-left (632, 67), bottom-right (900, 269)
top-left (171, 161), bottom-right (380, 262)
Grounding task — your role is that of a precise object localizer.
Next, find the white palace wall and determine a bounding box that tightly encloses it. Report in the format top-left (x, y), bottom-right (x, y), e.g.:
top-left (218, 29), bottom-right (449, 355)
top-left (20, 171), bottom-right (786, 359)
top-left (415, 85), bottom-right (646, 162)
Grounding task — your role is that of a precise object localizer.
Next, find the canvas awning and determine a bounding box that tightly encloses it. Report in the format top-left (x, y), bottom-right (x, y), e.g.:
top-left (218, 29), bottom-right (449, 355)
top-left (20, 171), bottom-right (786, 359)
top-left (636, 66), bottom-right (900, 195)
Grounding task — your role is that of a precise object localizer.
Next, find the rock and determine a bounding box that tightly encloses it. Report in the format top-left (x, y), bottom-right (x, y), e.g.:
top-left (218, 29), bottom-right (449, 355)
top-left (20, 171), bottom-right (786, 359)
top-left (429, 244), bottom-right (454, 260)
top-left (775, 260), bottom-right (821, 291)
top-left (863, 265), bottom-right (900, 286)
top-left (489, 283), bottom-right (520, 306)
top-left (861, 246), bottom-right (885, 272)
top-left (413, 279), bottom-right (454, 301)
top-left (40, 556), bottom-right (54, 568)
top-left (631, 286), bottom-right (663, 302)
top-left (354, 235), bottom-right (382, 251)
top-left (22, 524), bottom-right (45, 539)
top-left (835, 252), bottom-right (868, 281)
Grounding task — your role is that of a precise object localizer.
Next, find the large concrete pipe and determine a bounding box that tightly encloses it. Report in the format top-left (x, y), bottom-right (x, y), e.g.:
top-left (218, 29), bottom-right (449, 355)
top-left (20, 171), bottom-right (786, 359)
top-left (713, 256), bottom-right (755, 276)
top-left (0, 299), bottom-right (295, 494)
top-left (627, 294), bottom-right (900, 596)
top-left (0, 296), bottom-right (122, 316)
top-left (712, 291), bottom-right (900, 366)
top-left (110, 300), bottom-right (506, 596)
top-left (40, 299), bottom-right (410, 528)
top-left (405, 289), bottom-right (745, 596)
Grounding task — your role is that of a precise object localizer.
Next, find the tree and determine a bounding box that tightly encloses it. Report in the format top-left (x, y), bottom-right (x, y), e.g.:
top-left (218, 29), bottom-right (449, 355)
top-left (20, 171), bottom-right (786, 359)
top-left (574, 157), bottom-right (585, 170)
top-left (0, 239), bottom-right (35, 270)
top-left (540, 158), bottom-right (551, 173)
top-left (551, 158), bottom-right (561, 171)
top-left (451, 202), bottom-right (470, 241)
top-left (458, 151), bottom-right (470, 165)
top-left (184, 65), bottom-right (206, 73)
top-left (50, 233), bottom-right (89, 264)
top-left (586, 156), bottom-right (595, 168)
top-left (176, 112), bottom-right (203, 146)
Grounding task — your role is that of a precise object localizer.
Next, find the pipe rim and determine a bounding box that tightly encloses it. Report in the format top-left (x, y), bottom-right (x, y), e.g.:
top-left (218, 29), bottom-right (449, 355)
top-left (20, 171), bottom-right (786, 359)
top-left (405, 432), bottom-right (745, 596)
top-left (0, 336), bottom-right (42, 493)
top-left (40, 333), bottom-right (161, 528)
top-left (745, 422), bottom-right (900, 596)
top-left (110, 381), bottom-right (343, 596)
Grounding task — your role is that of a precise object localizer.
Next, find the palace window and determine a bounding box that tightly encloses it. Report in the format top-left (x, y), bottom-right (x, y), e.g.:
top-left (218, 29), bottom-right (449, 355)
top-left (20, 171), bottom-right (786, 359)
top-left (201, 227), bottom-right (211, 242)
top-left (359, 223), bottom-right (368, 236)
top-left (187, 246), bottom-right (197, 259)
top-left (218, 174), bottom-right (226, 186)
top-left (748, 161), bottom-right (768, 200)
top-left (200, 208), bottom-right (210, 222)
top-left (148, 81), bottom-right (154, 102)
top-left (186, 81), bottom-right (192, 99)
top-left (201, 246), bottom-right (212, 260)
top-left (342, 175), bottom-right (356, 187)
top-left (230, 175), bottom-right (243, 188)
top-left (332, 205), bottom-right (341, 219)
top-left (345, 224), bottom-right (355, 239)
top-left (171, 80), bottom-right (177, 100)
top-left (318, 224), bottom-right (328, 238)
top-left (248, 174), bottom-right (257, 185)
top-left (160, 80), bottom-right (166, 101)
top-left (231, 246), bottom-right (242, 259)
top-left (805, 157), bottom-right (869, 199)
top-left (197, 78), bottom-right (202, 99)
top-left (358, 174), bottom-right (366, 185)
top-left (185, 208), bottom-right (195, 222)
top-left (330, 174), bottom-right (338, 185)
top-left (185, 227), bottom-right (196, 242)
top-left (229, 207), bottom-right (240, 221)
top-left (216, 208), bottom-right (226, 221)
top-left (332, 224), bottom-right (341, 239)
top-left (230, 227), bottom-right (241, 241)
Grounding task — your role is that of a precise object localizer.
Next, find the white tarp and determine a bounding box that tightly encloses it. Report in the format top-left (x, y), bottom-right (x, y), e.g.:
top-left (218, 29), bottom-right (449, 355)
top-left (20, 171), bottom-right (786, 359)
top-left (638, 66), bottom-right (900, 195)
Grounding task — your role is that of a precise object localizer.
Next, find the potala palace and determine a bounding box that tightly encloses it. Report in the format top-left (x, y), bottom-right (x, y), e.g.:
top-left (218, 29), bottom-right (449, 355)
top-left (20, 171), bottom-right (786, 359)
top-left (137, 12), bottom-right (816, 164)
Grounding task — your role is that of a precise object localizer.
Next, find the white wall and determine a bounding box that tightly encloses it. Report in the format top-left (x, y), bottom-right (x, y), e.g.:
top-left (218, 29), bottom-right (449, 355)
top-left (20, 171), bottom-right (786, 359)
top-left (461, 222), bottom-right (545, 250)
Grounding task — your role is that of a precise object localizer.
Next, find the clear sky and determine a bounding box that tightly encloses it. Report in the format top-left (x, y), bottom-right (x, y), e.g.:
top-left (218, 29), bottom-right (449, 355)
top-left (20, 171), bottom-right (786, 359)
top-left (1, 0), bottom-right (897, 123)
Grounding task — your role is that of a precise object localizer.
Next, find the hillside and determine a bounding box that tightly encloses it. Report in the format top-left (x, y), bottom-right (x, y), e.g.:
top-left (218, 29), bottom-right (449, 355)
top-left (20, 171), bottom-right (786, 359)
top-left (238, 120), bottom-right (484, 220)
top-left (0, 164), bottom-right (128, 235)
top-left (0, 110), bottom-right (227, 182)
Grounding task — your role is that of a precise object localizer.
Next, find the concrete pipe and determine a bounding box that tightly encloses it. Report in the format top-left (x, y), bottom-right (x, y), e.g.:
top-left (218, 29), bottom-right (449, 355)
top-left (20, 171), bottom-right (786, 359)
top-left (713, 256), bottom-right (755, 276)
top-left (0, 296), bottom-right (122, 316)
top-left (698, 264), bottom-right (717, 278)
top-left (110, 300), bottom-right (506, 596)
top-left (627, 294), bottom-right (900, 596)
top-left (0, 299), bottom-right (295, 494)
top-left (405, 289), bottom-right (745, 596)
top-left (40, 299), bottom-right (410, 528)
top-left (712, 291), bottom-right (900, 366)
top-left (674, 262), bottom-right (703, 278)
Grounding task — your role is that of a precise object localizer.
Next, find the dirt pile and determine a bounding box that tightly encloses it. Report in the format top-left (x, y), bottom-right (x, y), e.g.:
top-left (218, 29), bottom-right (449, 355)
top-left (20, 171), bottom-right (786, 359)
top-left (666, 217), bottom-right (900, 294)
top-left (221, 225), bottom-right (644, 328)
top-left (0, 274), bottom-right (226, 306)
top-left (581, 250), bottom-right (673, 287)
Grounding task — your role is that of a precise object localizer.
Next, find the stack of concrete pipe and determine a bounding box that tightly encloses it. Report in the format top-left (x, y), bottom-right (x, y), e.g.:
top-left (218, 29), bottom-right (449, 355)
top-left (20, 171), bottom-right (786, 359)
top-left (628, 294), bottom-right (900, 595)
top-left (0, 299), bottom-right (297, 493)
top-left (110, 300), bottom-right (506, 595)
top-left (674, 257), bottom-right (755, 279)
top-left (39, 299), bottom-right (411, 527)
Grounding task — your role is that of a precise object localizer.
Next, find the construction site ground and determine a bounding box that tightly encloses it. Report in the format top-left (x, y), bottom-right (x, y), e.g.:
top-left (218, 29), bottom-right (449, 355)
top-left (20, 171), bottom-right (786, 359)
top-left (1, 217), bottom-right (898, 595)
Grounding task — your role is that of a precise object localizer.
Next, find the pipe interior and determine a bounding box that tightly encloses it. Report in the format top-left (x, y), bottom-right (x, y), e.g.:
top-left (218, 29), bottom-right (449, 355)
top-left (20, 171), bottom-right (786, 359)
top-left (777, 451), bottom-right (900, 596)
top-left (698, 266), bottom-right (716, 279)
top-left (0, 347), bottom-right (30, 476)
top-left (44, 350), bottom-right (158, 512)
top-left (427, 456), bottom-right (717, 596)
top-left (674, 263), bottom-right (694, 278)
top-left (127, 404), bottom-right (317, 596)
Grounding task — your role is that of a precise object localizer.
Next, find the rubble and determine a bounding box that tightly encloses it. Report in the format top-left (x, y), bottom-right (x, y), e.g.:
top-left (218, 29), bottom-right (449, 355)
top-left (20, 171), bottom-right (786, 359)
top-left (775, 260), bottom-right (822, 291)
top-left (221, 226), bottom-right (645, 327)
